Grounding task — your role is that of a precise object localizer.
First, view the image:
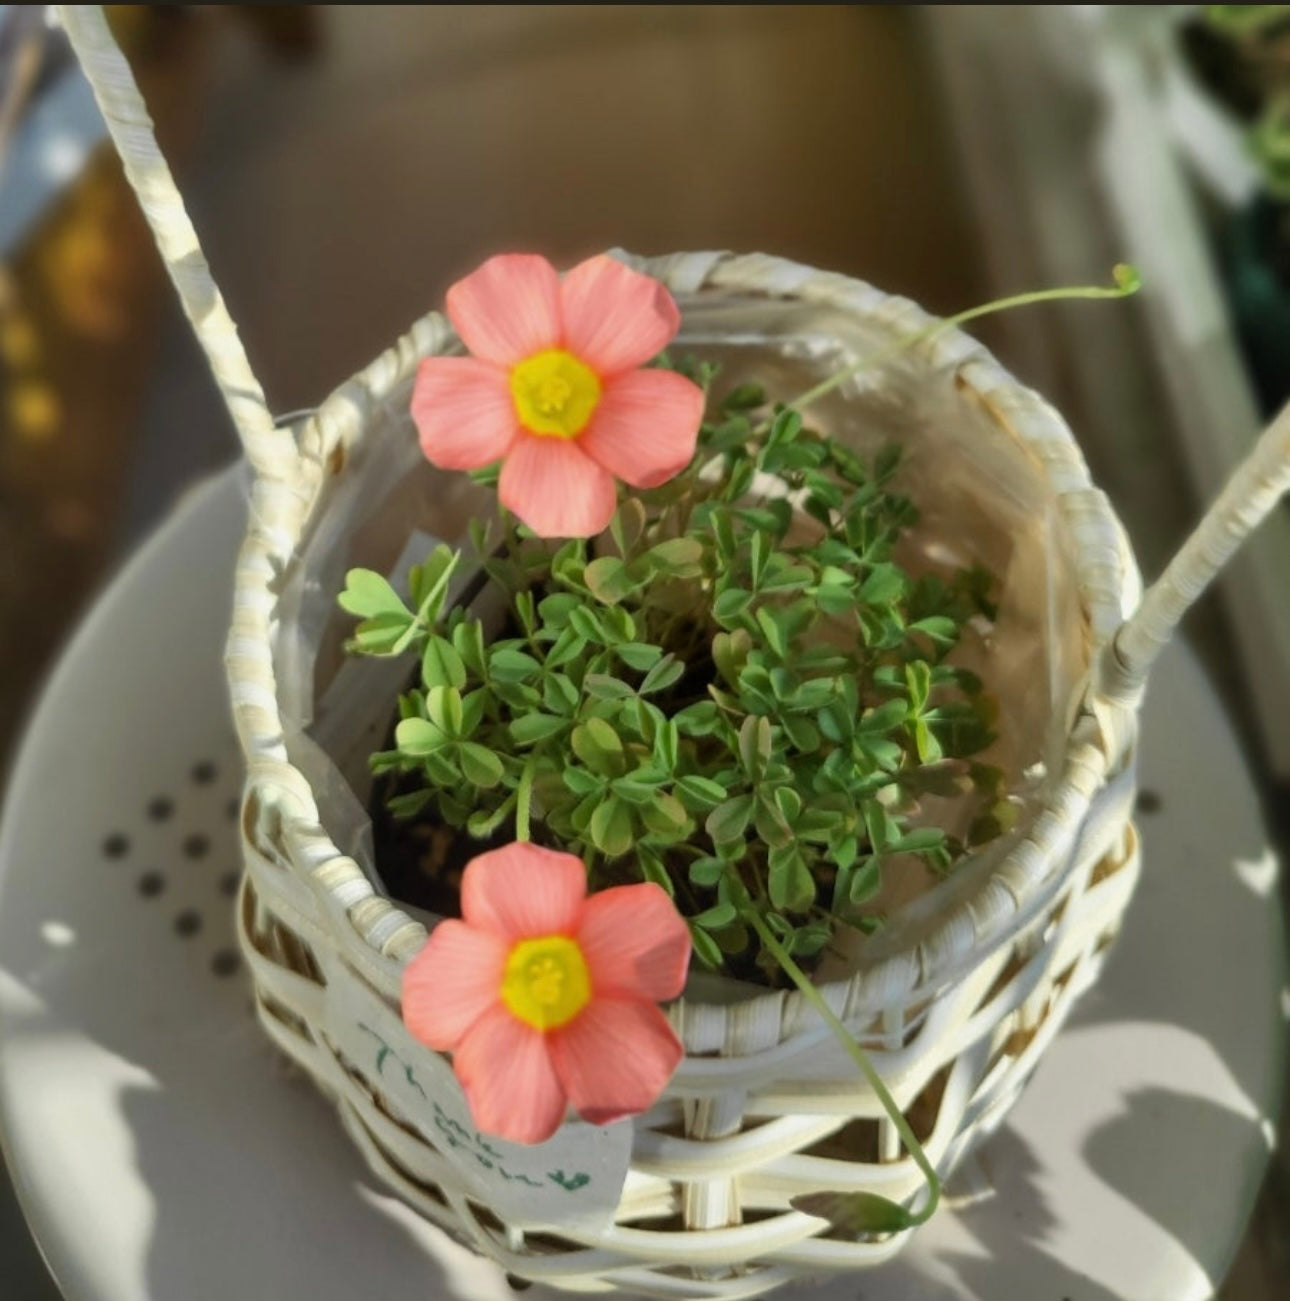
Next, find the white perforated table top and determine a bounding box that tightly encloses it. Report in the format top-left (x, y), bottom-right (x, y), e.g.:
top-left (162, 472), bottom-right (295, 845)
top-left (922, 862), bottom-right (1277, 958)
top-left (0, 465), bottom-right (1283, 1301)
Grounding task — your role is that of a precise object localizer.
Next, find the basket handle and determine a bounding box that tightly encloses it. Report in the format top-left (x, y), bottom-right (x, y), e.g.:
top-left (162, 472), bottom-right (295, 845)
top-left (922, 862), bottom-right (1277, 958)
top-left (1096, 396), bottom-right (1290, 705)
top-left (54, 5), bottom-right (297, 481)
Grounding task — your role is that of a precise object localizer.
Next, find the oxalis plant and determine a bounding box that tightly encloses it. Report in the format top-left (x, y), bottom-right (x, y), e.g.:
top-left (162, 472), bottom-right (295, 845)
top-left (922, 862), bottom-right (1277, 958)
top-left (340, 256), bottom-right (1140, 1235)
top-left (351, 380), bottom-right (1001, 980)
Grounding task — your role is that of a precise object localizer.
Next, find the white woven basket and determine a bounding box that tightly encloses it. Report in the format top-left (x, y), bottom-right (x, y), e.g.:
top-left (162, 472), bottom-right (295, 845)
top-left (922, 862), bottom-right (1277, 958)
top-left (59, 9), bottom-right (1290, 1298)
top-left (235, 259), bottom-right (1147, 1296)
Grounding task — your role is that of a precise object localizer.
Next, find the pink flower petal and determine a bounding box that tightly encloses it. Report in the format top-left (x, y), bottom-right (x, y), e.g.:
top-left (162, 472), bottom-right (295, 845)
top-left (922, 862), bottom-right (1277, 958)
top-left (402, 920), bottom-right (508, 1052)
top-left (559, 255), bottom-right (681, 376)
top-left (499, 435), bottom-right (617, 538)
top-left (578, 884), bottom-right (691, 1002)
top-left (453, 1004), bottom-right (568, 1144)
top-left (549, 998), bottom-right (683, 1126)
top-left (461, 843), bottom-right (587, 941)
top-left (447, 254), bottom-right (562, 366)
top-left (412, 356), bottom-right (518, 471)
top-left (578, 368), bottom-right (704, 489)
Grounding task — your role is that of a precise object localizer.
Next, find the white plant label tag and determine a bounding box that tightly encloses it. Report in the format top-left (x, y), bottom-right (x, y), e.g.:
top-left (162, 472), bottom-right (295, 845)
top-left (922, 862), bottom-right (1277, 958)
top-left (322, 954), bottom-right (632, 1231)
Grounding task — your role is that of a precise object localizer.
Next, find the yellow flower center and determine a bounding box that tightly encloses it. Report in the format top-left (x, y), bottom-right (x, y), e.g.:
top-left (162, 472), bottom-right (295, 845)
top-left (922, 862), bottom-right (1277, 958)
top-left (510, 349), bottom-right (601, 439)
top-left (500, 935), bottom-right (592, 1031)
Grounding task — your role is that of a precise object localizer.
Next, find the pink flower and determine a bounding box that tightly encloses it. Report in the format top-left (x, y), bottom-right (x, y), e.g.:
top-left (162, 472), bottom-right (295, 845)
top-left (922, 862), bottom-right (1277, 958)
top-left (412, 253), bottom-right (705, 538)
top-left (402, 842), bottom-right (691, 1144)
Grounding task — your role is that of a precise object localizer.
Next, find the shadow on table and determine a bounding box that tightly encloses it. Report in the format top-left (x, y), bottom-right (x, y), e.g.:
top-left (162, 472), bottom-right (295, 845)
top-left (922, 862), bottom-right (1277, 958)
top-left (121, 1061), bottom-right (492, 1301)
top-left (1084, 1087), bottom-right (1270, 1294)
top-left (1, 749), bottom-right (492, 1301)
top-left (908, 1127), bottom-right (1124, 1301)
top-left (1067, 647), bottom-right (1288, 1121)
top-left (109, 852), bottom-right (494, 1301)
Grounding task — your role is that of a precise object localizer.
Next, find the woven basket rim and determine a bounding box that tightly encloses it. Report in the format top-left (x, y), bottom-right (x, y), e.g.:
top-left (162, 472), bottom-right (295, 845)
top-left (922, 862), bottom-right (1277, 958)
top-left (225, 249), bottom-right (1139, 1024)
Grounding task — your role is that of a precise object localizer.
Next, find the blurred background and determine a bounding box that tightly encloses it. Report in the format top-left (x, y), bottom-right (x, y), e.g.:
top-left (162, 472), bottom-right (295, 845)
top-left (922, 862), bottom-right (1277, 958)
top-left (0, 5), bottom-right (1287, 1297)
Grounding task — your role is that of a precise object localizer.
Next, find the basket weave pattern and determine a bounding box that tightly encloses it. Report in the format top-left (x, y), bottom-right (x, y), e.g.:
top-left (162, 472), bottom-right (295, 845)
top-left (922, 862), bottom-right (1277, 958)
top-left (226, 253), bottom-right (1142, 1296)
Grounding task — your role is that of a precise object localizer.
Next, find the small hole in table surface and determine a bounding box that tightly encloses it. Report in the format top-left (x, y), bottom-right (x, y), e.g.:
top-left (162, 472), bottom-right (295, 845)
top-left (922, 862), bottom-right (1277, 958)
top-left (211, 948), bottom-right (241, 977)
top-left (137, 871), bottom-right (165, 898)
top-left (147, 796), bottom-right (174, 822)
top-left (173, 909), bottom-right (202, 937)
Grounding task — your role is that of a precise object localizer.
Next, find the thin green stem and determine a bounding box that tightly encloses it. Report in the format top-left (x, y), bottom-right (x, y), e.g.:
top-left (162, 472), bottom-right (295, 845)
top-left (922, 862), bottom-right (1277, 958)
top-left (515, 757), bottom-right (536, 843)
top-left (742, 908), bottom-right (941, 1224)
top-left (788, 267), bottom-right (1141, 418)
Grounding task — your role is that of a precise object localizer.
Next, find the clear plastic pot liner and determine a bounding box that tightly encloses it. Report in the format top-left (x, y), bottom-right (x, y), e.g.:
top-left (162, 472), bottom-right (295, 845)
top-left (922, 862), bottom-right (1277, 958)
top-left (268, 290), bottom-right (1089, 968)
